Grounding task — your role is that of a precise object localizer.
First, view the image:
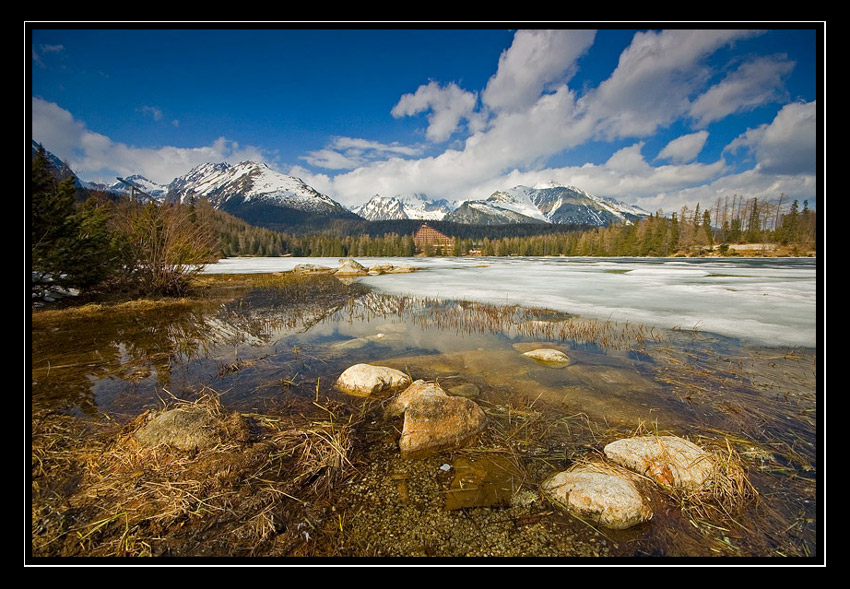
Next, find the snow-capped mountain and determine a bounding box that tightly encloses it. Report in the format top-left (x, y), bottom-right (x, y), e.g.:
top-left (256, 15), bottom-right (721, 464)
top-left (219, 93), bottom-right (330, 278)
top-left (353, 193), bottom-right (458, 221)
top-left (107, 175), bottom-right (169, 201)
top-left (164, 161), bottom-right (359, 228)
top-left (166, 161), bottom-right (350, 215)
top-left (445, 184), bottom-right (648, 226)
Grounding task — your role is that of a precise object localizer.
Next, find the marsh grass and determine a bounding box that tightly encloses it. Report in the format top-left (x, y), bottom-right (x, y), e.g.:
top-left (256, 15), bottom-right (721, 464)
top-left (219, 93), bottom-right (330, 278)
top-left (30, 390), bottom-right (362, 557)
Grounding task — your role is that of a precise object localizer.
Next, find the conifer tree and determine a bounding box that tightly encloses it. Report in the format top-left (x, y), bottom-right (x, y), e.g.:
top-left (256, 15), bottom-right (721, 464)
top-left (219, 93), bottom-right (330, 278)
top-left (31, 145), bottom-right (119, 294)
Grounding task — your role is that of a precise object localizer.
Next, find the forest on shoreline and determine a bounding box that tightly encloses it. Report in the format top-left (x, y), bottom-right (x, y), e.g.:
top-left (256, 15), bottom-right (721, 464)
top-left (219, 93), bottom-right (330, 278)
top-left (215, 194), bottom-right (817, 259)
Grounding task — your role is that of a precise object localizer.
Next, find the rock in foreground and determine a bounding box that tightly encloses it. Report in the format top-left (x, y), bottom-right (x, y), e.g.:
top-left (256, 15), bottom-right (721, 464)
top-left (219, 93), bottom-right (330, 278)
top-left (134, 405), bottom-right (251, 451)
top-left (542, 466), bottom-right (652, 530)
top-left (603, 435), bottom-right (716, 491)
top-left (335, 364), bottom-right (412, 397)
top-left (387, 380), bottom-right (487, 459)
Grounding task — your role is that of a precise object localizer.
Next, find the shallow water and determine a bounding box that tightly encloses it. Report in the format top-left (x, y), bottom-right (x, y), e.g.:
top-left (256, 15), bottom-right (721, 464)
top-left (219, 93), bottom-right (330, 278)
top-left (30, 259), bottom-right (820, 559)
top-left (204, 256), bottom-right (818, 348)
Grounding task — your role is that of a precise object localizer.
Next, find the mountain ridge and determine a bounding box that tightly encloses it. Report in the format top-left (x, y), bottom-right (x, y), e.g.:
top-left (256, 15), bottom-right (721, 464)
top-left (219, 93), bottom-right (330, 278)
top-left (31, 142), bottom-right (648, 231)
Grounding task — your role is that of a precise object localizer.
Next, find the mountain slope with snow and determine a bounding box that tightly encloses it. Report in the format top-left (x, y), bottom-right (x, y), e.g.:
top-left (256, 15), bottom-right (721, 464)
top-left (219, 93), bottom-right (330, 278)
top-left (162, 161), bottom-right (360, 229)
top-left (445, 184), bottom-right (648, 226)
top-left (166, 161), bottom-right (352, 215)
top-left (353, 193), bottom-right (458, 221)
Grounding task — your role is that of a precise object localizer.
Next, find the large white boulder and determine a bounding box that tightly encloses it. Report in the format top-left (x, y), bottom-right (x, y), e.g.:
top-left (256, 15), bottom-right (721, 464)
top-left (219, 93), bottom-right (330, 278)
top-left (335, 364), bottom-right (411, 397)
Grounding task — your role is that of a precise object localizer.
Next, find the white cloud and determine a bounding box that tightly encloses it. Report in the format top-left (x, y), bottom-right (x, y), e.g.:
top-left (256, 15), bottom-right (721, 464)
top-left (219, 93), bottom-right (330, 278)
top-left (657, 131), bottom-right (709, 163)
top-left (302, 136), bottom-right (424, 170)
top-left (482, 29), bottom-right (596, 112)
top-left (725, 100), bottom-right (817, 176)
top-left (139, 105), bottom-right (164, 122)
top-left (31, 97), bottom-right (267, 184)
top-left (319, 30), bottom-right (784, 209)
top-left (689, 55), bottom-right (795, 127)
top-left (391, 81), bottom-right (480, 142)
top-left (580, 29), bottom-right (761, 141)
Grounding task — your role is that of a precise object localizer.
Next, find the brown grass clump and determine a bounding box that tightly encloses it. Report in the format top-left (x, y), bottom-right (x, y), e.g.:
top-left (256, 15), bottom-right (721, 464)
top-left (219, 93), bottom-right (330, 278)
top-left (30, 392), bottom-right (360, 558)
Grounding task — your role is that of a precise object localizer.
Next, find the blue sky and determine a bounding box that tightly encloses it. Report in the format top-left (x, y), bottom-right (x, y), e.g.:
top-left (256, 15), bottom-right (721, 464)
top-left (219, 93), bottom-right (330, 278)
top-left (30, 25), bottom-right (821, 213)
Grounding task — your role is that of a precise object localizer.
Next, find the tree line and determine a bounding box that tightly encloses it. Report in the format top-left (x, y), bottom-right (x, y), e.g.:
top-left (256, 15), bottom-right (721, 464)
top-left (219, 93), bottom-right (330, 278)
top-left (215, 193), bottom-right (816, 259)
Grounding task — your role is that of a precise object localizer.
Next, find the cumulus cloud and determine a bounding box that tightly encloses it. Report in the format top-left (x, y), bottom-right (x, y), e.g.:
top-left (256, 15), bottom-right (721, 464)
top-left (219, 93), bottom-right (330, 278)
top-left (725, 100), bottom-right (817, 176)
top-left (689, 55), bottom-right (795, 127)
top-left (481, 29), bottom-right (596, 113)
top-left (321, 30), bottom-right (778, 207)
top-left (580, 29), bottom-right (761, 141)
top-left (657, 131), bottom-right (709, 163)
top-left (391, 81), bottom-right (480, 142)
top-left (31, 97), bottom-right (267, 184)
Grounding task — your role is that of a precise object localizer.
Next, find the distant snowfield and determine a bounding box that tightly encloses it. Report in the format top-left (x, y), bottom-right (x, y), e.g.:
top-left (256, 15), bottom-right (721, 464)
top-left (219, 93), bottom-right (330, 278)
top-left (202, 256), bottom-right (818, 348)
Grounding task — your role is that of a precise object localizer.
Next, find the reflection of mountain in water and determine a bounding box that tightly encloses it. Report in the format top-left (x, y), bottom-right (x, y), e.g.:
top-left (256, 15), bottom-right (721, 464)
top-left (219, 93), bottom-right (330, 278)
top-left (31, 274), bottom-right (670, 418)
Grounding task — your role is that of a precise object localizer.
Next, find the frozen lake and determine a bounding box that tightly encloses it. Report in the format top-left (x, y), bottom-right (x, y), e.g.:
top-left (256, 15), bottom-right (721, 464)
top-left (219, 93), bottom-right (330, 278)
top-left (202, 256), bottom-right (818, 349)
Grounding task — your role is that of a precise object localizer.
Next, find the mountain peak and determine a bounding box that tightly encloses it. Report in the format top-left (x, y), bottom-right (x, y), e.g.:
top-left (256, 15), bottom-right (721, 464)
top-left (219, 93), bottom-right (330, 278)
top-left (354, 193), bottom-right (458, 221)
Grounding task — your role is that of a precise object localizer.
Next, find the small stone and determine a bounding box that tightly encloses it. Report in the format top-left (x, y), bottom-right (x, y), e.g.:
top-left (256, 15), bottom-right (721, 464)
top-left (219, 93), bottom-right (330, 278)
top-left (335, 258), bottom-right (368, 276)
top-left (385, 380), bottom-right (487, 459)
top-left (292, 263), bottom-right (334, 275)
top-left (542, 467), bottom-right (652, 530)
top-left (399, 393), bottom-right (487, 459)
top-left (385, 380), bottom-right (447, 418)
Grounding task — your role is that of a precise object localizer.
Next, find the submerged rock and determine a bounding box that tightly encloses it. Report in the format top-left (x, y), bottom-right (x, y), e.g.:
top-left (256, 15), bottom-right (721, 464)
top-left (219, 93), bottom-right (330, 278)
top-left (134, 406), bottom-right (219, 451)
top-left (387, 379), bottom-right (487, 459)
top-left (603, 435), bottom-right (716, 491)
top-left (447, 382), bottom-right (480, 399)
top-left (542, 466), bottom-right (652, 530)
top-left (335, 363), bottom-right (412, 397)
top-left (521, 348), bottom-right (570, 366)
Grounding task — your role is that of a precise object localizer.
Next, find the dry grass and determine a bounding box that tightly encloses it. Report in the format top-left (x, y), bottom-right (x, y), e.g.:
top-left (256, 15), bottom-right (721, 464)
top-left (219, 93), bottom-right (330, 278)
top-left (30, 391), bottom-right (361, 558)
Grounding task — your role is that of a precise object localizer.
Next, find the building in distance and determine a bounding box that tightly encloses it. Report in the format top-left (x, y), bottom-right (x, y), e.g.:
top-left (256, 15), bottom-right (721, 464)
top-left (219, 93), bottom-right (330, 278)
top-left (413, 223), bottom-right (454, 255)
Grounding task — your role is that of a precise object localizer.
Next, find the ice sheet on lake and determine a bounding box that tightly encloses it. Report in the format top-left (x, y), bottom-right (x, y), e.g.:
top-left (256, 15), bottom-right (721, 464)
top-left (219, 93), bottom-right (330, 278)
top-left (203, 256), bottom-right (818, 348)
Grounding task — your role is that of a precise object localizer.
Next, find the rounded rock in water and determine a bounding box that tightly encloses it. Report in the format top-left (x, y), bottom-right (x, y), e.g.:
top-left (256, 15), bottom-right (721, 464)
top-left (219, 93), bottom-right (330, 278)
top-left (335, 363), bottom-right (412, 397)
top-left (542, 466), bottom-right (652, 530)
